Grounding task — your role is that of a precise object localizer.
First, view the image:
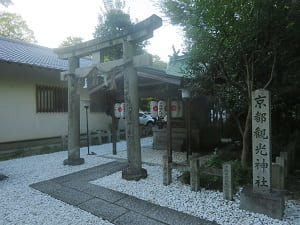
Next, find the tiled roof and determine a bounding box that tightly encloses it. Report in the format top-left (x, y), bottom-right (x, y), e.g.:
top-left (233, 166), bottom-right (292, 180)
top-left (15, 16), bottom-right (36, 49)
top-left (0, 36), bottom-right (90, 70)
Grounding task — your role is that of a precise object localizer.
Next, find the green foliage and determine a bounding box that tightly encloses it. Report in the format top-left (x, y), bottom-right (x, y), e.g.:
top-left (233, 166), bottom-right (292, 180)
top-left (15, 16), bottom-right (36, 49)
top-left (231, 160), bottom-right (252, 187)
top-left (204, 154), bottom-right (222, 169)
top-left (203, 152), bottom-right (252, 187)
top-left (199, 173), bottom-right (223, 191)
top-left (59, 36), bottom-right (83, 48)
top-left (162, 0), bottom-right (300, 165)
top-left (94, 9), bottom-right (131, 40)
top-left (152, 55), bottom-right (167, 70)
top-left (178, 152), bottom-right (252, 190)
top-left (163, 0), bottom-right (300, 110)
top-left (0, 12), bottom-right (36, 43)
top-left (139, 97), bottom-right (152, 112)
top-left (93, 0), bottom-right (146, 61)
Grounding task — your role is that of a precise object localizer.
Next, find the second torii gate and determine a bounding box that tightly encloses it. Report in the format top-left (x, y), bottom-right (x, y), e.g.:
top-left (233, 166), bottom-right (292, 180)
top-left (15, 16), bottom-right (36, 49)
top-left (55, 14), bottom-right (162, 181)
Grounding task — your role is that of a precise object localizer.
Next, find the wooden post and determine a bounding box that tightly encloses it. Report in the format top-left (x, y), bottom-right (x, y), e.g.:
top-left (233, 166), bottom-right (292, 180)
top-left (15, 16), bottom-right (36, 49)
top-left (185, 99), bottom-right (191, 161)
top-left (167, 95), bottom-right (172, 163)
top-left (112, 114), bottom-right (118, 155)
top-left (187, 98), bottom-right (191, 156)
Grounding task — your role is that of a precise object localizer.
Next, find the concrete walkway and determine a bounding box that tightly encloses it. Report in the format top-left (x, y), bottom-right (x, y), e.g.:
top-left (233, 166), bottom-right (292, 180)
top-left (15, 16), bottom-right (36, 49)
top-left (30, 161), bottom-right (218, 225)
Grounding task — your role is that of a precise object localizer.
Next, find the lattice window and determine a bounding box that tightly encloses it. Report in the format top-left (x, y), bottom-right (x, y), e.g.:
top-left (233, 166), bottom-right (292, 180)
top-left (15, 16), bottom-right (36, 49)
top-left (36, 85), bottom-right (68, 113)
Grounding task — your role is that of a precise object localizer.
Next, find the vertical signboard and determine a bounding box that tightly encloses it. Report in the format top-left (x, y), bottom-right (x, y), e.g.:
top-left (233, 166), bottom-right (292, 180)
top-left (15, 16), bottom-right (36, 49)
top-left (252, 89), bottom-right (271, 193)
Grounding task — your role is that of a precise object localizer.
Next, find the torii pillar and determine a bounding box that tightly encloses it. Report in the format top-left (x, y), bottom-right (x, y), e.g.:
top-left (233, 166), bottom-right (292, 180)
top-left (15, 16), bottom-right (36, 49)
top-left (122, 40), bottom-right (147, 180)
top-left (63, 57), bottom-right (84, 166)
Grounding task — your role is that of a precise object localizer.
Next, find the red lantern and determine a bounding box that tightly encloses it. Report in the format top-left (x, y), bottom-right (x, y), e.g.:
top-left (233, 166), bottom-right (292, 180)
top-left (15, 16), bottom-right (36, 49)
top-left (171, 100), bottom-right (178, 118)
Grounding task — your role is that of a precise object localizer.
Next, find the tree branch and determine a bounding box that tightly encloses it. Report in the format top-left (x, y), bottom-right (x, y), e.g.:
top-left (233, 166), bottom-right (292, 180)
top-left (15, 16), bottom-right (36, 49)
top-left (264, 55), bottom-right (276, 89)
top-left (230, 110), bottom-right (243, 137)
top-left (243, 54), bottom-right (252, 100)
top-left (218, 61), bottom-right (246, 96)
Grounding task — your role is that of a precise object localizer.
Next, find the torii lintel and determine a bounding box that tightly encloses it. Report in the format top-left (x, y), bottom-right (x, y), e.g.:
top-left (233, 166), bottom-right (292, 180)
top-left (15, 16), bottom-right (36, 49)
top-left (54, 14), bottom-right (162, 59)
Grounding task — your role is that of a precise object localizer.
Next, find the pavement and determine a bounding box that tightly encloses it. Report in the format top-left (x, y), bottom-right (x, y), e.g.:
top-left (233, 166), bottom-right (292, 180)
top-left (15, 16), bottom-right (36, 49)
top-left (30, 160), bottom-right (218, 225)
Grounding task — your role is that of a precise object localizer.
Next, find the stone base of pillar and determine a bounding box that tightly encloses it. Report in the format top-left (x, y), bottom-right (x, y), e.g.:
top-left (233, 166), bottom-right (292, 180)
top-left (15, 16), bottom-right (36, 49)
top-left (240, 185), bottom-right (285, 220)
top-left (122, 167), bottom-right (147, 181)
top-left (63, 158), bottom-right (85, 166)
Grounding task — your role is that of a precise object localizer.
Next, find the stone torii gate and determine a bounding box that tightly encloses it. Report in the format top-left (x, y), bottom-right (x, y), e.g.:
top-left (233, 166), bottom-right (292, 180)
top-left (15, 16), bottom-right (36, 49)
top-left (54, 15), bottom-right (162, 181)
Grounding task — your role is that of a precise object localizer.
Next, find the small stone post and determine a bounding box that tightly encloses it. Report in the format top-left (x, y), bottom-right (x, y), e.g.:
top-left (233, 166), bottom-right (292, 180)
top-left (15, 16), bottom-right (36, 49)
top-left (163, 154), bottom-right (172, 185)
top-left (190, 157), bottom-right (200, 191)
top-left (272, 161), bottom-right (284, 190)
top-left (280, 152), bottom-right (288, 176)
top-left (63, 57), bottom-right (84, 166)
top-left (275, 156), bottom-right (285, 188)
top-left (223, 162), bottom-right (233, 200)
top-left (122, 40), bottom-right (147, 180)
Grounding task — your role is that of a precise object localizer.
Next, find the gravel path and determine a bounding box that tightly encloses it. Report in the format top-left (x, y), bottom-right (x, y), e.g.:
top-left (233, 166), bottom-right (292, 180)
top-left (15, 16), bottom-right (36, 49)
top-left (0, 137), bottom-right (153, 225)
top-left (1, 137), bottom-right (299, 225)
top-left (93, 137), bottom-right (187, 165)
top-left (0, 150), bottom-right (115, 225)
top-left (92, 164), bottom-right (300, 225)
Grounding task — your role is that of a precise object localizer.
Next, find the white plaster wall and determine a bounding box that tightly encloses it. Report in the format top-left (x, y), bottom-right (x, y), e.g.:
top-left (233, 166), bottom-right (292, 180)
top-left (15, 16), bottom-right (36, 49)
top-left (0, 62), bottom-right (111, 143)
top-left (79, 89), bottom-right (112, 134)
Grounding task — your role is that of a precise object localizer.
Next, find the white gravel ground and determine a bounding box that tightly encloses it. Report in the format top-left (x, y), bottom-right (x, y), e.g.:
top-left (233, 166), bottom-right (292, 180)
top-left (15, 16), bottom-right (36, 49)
top-left (0, 137), bottom-right (154, 225)
top-left (92, 164), bottom-right (300, 225)
top-left (94, 137), bottom-right (187, 165)
top-left (1, 137), bottom-right (299, 225)
top-left (0, 145), bottom-right (118, 225)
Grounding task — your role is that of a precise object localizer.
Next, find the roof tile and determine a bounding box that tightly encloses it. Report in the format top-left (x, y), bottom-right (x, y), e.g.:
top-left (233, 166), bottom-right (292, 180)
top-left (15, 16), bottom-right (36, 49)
top-left (0, 36), bottom-right (90, 70)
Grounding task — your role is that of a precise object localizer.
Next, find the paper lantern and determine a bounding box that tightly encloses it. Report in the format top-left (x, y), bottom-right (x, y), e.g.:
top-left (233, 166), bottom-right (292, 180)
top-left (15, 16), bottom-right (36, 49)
top-left (177, 101), bottom-right (183, 118)
top-left (114, 103), bottom-right (121, 118)
top-left (158, 100), bottom-right (166, 118)
top-left (150, 101), bottom-right (158, 117)
top-left (120, 102), bottom-right (126, 119)
top-left (171, 100), bottom-right (178, 118)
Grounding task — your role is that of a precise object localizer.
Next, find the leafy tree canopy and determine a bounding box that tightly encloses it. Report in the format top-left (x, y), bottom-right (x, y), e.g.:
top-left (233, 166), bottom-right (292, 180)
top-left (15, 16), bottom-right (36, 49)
top-left (152, 55), bottom-right (167, 70)
top-left (59, 36), bottom-right (83, 48)
top-left (0, 12), bottom-right (36, 43)
top-left (94, 0), bottom-right (146, 61)
top-left (162, 0), bottom-right (300, 165)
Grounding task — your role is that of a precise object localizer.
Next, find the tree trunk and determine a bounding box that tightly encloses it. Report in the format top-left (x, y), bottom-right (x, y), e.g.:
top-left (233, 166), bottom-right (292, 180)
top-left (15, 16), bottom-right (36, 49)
top-left (241, 104), bottom-right (252, 167)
